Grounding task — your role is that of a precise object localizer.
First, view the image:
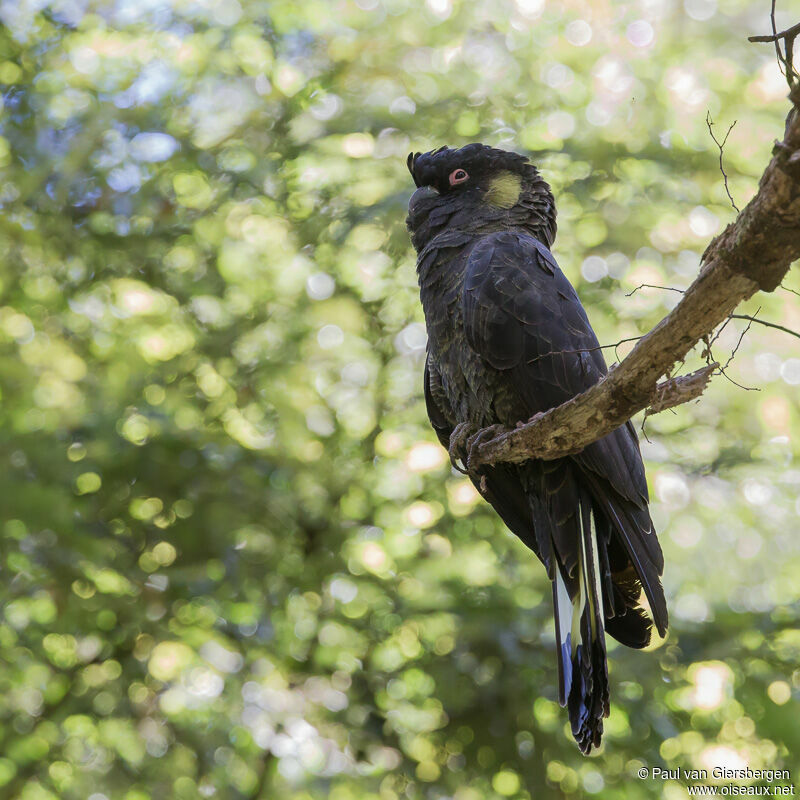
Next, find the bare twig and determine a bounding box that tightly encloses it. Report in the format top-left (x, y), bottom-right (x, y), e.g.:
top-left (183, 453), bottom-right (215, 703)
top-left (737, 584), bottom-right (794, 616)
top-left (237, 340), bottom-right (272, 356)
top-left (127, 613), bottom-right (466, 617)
top-left (524, 336), bottom-right (644, 366)
top-left (748, 6), bottom-right (800, 86)
top-left (625, 283), bottom-right (685, 297)
top-left (717, 366), bottom-right (761, 392)
top-left (723, 307), bottom-right (759, 370)
top-left (704, 306), bottom-right (800, 390)
top-left (706, 112), bottom-right (740, 212)
top-left (708, 315), bottom-right (733, 350)
top-left (729, 313), bottom-right (800, 340)
top-left (748, 21), bottom-right (800, 48)
top-left (710, 313), bottom-right (762, 392)
top-left (780, 282), bottom-right (800, 297)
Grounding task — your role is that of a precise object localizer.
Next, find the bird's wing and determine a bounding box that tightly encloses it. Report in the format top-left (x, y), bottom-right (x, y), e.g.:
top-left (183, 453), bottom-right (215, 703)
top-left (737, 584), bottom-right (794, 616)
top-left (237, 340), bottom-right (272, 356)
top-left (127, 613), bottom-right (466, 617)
top-left (424, 354), bottom-right (545, 560)
top-left (462, 231), bottom-right (666, 636)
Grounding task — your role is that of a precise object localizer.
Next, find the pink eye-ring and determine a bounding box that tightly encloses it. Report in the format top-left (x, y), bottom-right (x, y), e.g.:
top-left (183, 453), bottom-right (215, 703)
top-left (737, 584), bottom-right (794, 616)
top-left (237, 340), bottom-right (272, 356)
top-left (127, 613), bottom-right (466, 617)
top-left (449, 168), bottom-right (469, 186)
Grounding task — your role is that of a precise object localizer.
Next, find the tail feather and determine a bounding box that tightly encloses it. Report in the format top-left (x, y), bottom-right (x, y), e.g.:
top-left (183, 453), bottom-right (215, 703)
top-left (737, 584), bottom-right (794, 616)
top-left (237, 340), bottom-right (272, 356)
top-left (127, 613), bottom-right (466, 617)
top-left (489, 459), bottom-right (666, 754)
top-left (604, 563), bottom-right (655, 649)
top-left (594, 501), bottom-right (657, 650)
top-left (580, 469), bottom-right (668, 638)
top-left (602, 499), bottom-right (668, 638)
top-left (553, 567), bottom-right (573, 707)
top-left (553, 494), bottom-right (610, 754)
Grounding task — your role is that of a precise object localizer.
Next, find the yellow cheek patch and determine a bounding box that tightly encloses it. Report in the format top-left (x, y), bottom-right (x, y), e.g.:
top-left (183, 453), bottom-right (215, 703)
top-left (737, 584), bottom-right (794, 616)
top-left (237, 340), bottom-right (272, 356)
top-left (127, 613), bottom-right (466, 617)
top-left (485, 171), bottom-right (522, 208)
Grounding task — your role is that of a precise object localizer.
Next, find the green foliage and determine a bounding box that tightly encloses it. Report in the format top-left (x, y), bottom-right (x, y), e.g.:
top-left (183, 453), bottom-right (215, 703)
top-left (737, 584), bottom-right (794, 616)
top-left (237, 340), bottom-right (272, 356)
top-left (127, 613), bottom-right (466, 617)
top-left (0, 1), bottom-right (798, 799)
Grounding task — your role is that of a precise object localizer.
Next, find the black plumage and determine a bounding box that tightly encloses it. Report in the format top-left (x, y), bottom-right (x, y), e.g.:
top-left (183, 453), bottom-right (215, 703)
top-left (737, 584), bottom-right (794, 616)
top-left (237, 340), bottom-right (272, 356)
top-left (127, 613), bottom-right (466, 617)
top-left (406, 143), bottom-right (667, 753)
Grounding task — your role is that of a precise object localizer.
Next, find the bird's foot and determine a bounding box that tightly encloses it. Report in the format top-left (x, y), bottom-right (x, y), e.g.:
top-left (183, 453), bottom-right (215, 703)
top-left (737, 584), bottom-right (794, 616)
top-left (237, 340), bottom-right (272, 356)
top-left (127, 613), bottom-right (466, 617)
top-left (448, 422), bottom-right (479, 475)
top-left (464, 424), bottom-right (506, 473)
top-left (449, 422), bottom-right (506, 476)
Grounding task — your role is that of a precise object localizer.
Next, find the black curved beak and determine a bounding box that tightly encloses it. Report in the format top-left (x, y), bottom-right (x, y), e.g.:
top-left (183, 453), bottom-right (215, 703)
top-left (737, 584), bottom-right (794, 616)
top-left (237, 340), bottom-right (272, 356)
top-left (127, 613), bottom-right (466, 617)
top-left (409, 185), bottom-right (439, 212)
top-left (406, 185), bottom-right (439, 237)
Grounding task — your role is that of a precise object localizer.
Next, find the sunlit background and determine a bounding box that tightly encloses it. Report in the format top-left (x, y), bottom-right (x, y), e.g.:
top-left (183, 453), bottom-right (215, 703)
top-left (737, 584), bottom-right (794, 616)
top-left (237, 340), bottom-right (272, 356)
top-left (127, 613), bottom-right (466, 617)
top-left (0, 0), bottom-right (798, 798)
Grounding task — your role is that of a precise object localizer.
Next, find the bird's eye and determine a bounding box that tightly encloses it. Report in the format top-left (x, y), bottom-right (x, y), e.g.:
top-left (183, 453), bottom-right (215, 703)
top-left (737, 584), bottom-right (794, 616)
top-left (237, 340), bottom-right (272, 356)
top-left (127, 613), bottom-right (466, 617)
top-left (449, 168), bottom-right (469, 186)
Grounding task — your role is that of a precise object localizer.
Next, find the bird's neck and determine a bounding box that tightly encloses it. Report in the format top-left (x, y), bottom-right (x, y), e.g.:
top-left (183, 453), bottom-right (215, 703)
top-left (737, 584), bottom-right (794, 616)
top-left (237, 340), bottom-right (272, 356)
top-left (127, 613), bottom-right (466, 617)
top-left (415, 213), bottom-right (553, 255)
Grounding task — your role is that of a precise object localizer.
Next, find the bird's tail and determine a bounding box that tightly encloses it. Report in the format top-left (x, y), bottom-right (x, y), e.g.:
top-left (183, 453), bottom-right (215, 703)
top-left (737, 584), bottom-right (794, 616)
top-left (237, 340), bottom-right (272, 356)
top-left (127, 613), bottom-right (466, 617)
top-left (552, 492), bottom-right (610, 754)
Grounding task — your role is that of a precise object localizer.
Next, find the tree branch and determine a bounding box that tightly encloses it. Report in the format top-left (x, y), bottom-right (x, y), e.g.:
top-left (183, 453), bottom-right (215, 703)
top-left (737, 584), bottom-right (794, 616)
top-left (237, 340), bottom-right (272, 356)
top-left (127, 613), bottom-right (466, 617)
top-left (748, 22), bottom-right (800, 44)
top-left (470, 83), bottom-right (800, 468)
top-left (647, 362), bottom-right (718, 415)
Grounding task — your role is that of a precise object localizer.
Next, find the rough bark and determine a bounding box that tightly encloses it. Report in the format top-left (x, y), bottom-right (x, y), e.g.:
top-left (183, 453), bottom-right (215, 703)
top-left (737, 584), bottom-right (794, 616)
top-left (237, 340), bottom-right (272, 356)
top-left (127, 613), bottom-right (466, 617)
top-left (472, 87), bottom-right (800, 469)
top-left (647, 362), bottom-right (718, 415)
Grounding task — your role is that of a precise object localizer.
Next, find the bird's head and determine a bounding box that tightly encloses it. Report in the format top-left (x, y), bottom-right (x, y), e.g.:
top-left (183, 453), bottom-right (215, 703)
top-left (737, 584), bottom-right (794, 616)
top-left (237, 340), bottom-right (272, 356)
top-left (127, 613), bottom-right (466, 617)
top-left (405, 143), bottom-right (556, 252)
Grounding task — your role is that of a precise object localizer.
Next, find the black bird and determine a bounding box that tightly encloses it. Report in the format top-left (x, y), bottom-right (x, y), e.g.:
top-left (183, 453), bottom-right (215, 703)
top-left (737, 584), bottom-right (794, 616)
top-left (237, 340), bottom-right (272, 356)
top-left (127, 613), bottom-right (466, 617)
top-left (406, 143), bottom-right (667, 753)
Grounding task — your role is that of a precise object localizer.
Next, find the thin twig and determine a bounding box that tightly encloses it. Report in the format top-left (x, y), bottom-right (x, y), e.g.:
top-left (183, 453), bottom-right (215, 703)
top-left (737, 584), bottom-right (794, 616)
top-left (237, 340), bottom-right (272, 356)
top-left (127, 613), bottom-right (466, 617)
top-left (714, 312), bottom-right (762, 391)
top-left (706, 307), bottom-right (799, 391)
top-left (639, 414), bottom-right (652, 443)
top-left (708, 315), bottom-right (733, 349)
top-left (729, 313), bottom-right (800, 340)
top-left (523, 310), bottom-right (799, 374)
top-left (625, 283), bottom-right (685, 297)
top-left (708, 306), bottom-right (761, 392)
top-left (747, 21), bottom-right (800, 45)
top-left (779, 282), bottom-right (800, 297)
top-left (706, 111), bottom-right (740, 212)
top-left (723, 307), bottom-right (759, 370)
top-left (772, 0), bottom-right (782, 77)
top-left (717, 365), bottom-right (761, 392)
top-left (524, 335), bottom-right (644, 366)
top-left (748, 8), bottom-right (800, 86)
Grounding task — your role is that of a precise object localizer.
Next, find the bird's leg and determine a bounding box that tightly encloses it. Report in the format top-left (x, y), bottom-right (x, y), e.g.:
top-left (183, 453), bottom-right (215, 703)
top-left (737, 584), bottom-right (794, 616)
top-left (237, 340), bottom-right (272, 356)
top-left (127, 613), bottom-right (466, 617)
top-left (448, 421), bottom-right (479, 474)
top-left (465, 424), bottom-right (506, 472)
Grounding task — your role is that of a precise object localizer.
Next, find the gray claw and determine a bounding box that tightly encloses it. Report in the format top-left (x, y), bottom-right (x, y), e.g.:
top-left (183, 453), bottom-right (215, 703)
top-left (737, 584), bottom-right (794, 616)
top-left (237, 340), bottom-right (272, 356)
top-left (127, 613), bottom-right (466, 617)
top-left (465, 424), bottom-right (505, 472)
top-left (448, 422), bottom-right (477, 474)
